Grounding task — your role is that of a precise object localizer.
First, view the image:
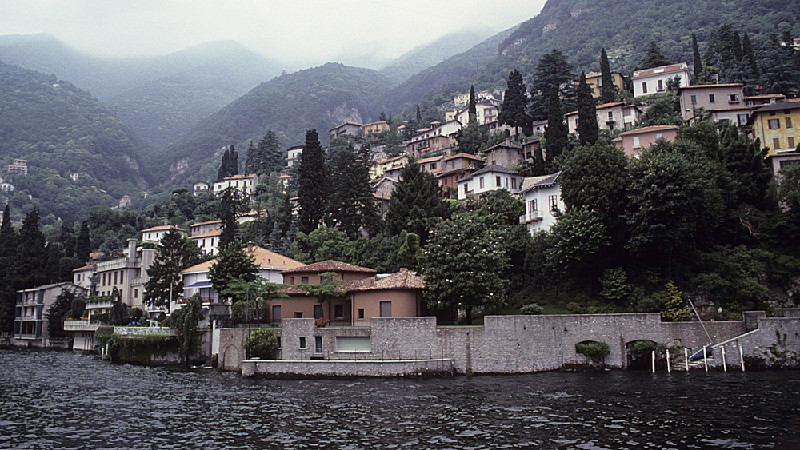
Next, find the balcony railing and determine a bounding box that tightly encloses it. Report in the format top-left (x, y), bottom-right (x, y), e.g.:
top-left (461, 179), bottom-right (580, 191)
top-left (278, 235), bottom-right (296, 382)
top-left (63, 320), bottom-right (100, 332)
top-left (519, 210), bottom-right (543, 224)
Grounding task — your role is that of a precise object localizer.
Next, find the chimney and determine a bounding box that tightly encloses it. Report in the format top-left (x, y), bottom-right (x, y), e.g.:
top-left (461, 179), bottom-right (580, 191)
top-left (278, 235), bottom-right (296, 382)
top-left (127, 238), bottom-right (138, 259)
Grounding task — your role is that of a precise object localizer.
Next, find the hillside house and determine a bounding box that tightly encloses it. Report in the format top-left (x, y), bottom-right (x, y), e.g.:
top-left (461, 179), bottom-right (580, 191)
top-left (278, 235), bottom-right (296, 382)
top-left (566, 102), bottom-right (641, 135)
top-left (613, 125), bottom-right (678, 157)
top-left (519, 172), bottom-right (564, 236)
top-left (485, 140), bottom-right (523, 168)
top-left (329, 122), bottom-right (363, 141)
top-left (362, 121), bottom-right (390, 138)
top-left (14, 282), bottom-right (85, 347)
top-left (746, 94), bottom-right (786, 107)
top-left (213, 173), bottom-right (260, 197)
top-left (678, 84), bottom-right (749, 124)
top-left (437, 167), bottom-right (478, 199)
top-left (419, 155), bottom-right (444, 175)
top-left (457, 165), bottom-right (523, 200)
top-left (193, 182), bottom-right (210, 197)
top-left (406, 120), bottom-right (461, 158)
top-left (141, 225), bottom-right (186, 245)
top-left (749, 101), bottom-right (800, 163)
top-left (8, 159), bottom-right (27, 175)
top-left (632, 63), bottom-right (690, 97)
top-left (454, 102), bottom-right (499, 126)
top-left (370, 155), bottom-right (408, 180)
top-left (286, 145), bottom-right (303, 167)
top-left (530, 120), bottom-right (548, 136)
top-left (584, 71), bottom-right (625, 98)
top-left (190, 229), bottom-right (221, 256)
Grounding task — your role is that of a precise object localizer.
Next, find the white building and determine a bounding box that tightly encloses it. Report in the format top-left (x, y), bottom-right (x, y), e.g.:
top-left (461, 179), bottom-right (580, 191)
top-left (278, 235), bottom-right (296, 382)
top-left (457, 165), bottom-right (523, 200)
top-left (287, 145), bottom-right (303, 167)
top-left (632, 63), bottom-right (691, 98)
top-left (213, 173), bottom-right (260, 197)
top-left (519, 172), bottom-right (564, 235)
top-left (141, 225), bottom-right (186, 245)
top-left (566, 102), bottom-right (641, 134)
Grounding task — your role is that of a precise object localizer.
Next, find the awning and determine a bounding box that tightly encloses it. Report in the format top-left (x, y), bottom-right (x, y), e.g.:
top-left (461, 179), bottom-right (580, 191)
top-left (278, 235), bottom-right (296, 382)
top-left (185, 281), bottom-right (214, 289)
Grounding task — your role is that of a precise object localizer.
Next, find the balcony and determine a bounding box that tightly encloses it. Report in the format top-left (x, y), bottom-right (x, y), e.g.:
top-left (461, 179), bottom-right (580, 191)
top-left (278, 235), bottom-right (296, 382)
top-left (86, 301), bottom-right (114, 310)
top-left (519, 210), bottom-right (543, 224)
top-left (63, 320), bottom-right (100, 332)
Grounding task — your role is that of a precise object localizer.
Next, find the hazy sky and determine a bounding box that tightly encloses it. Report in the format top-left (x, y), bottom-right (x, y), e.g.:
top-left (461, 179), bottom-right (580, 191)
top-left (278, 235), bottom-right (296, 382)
top-left (0, 0), bottom-right (546, 64)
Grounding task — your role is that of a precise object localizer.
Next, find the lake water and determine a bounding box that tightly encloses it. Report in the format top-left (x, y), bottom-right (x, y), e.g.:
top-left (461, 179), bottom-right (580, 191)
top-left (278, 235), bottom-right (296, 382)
top-left (1, 348), bottom-right (798, 448)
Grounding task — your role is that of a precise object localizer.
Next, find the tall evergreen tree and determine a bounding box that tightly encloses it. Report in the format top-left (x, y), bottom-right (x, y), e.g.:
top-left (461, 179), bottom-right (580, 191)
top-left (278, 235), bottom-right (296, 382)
top-left (530, 50), bottom-right (574, 120)
top-left (692, 34), bottom-right (703, 82)
top-left (75, 221), bottom-right (91, 262)
top-left (576, 72), bottom-right (599, 146)
top-left (208, 239), bottom-right (259, 303)
top-left (468, 85), bottom-right (477, 117)
top-left (0, 204), bottom-right (18, 333)
top-left (600, 48), bottom-right (616, 103)
top-left (228, 145), bottom-right (239, 177)
top-left (246, 130), bottom-right (283, 175)
top-left (385, 159), bottom-right (448, 245)
top-left (17, 209), bottom-right (49, 288)
top-left (297, 129), bottom-right (328, 234)
top-left (741, 32), bottom-right (760, 78)
top-left (144, 230), bottom-right (201, 311)
top-left (498, 69), bottom-right (530, 136)
top-left (218, 187), bottom-right (245, 250)
top-left (639, 41), bottom-right (673, 70)
top-left (327, 143), bottom-right (381, 239)
top-left (217, 147), bottom-right (230, 181)
top-left (544, 88), bottom-right (568, 164)
top-left (456, 115), bottom-right (488, 154)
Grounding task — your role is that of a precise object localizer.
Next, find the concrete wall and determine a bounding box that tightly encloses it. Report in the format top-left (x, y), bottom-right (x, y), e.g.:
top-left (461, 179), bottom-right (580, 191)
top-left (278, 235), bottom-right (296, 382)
top-left (243, 359), bottom-right (452, 378)
top-left (217, 312), bottom-right (800, 375)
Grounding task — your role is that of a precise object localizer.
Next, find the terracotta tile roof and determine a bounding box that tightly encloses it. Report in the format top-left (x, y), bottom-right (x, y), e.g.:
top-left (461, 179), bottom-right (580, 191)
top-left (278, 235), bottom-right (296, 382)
top-left (141, 225), bottom-right (186, 233)
top-left (444, 153), bottom-right (483, 162)
top-left (191, 220), bottom-right (221, 227)
top-left (73, 262), bottom-right (97, 272)
top-left (678, 83), bottom-right (743, 90)
top-left (282, 260), bottom-right (377, 275)
top-left (459, 165), bottom-right (520, 182)
top-left (181, 245), bottom-right (303, 274)
top-left (350, 268), bottom-right (425, 291)
top-left (418, 155), bottom-right (444, 163)
top-left (566, 101), bottom-right (629, 116)
top-left (189, 229), bottom-right (222, 239)
top-left (219, 173), bottom-right (258, 181)
top-left (633, 63), bottom-right (688, 79)
top-left (618, 125), bottom-right (679, 136)
top-left (89, 252), bottom-right (104, 260)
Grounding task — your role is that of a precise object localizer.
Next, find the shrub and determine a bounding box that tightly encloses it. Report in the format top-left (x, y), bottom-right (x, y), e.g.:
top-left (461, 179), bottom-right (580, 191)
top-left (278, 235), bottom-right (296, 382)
top-left (244, 328), bottom-right (279, 359)
top-left (94, 325), bottom-right (115, 347)
top-left (575, 340), bottom-right (610, 360)
top-left (520, 303), bottom-right (543, 315)
top-left (631, 339), bottom-right (657, 355)
top-left (106, 334), bottom-right (179, 364)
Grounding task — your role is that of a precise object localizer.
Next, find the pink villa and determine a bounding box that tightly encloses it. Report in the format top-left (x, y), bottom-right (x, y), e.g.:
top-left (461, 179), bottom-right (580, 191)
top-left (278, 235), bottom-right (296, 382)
top-left (267, 261), bottom-right (427, 326)
top-left (613, 125), bottom-right (679, 157)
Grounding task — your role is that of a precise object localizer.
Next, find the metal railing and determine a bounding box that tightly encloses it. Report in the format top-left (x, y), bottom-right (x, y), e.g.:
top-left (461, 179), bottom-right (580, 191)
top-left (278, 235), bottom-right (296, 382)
top-left (519, 210), bottom-right (543, 223)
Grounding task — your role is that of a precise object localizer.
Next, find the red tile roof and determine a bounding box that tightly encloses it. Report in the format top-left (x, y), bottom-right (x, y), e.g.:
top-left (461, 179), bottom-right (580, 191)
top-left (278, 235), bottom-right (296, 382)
top-left (282, 260), bottom-right (377, 275)
top-left (350, 268), bottom-right (425, 291)
top-left (618, 125), bottom-right (679, 136)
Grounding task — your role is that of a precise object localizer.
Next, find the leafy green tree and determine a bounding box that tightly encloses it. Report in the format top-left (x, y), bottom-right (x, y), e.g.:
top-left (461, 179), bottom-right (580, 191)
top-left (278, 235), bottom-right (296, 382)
top-left (498, 69), bottom-right (529, 135)
top-left (576, 72), bottom-right (599, 145)
top-left (599, 48), bottom-right (617, 103)
top-left (297, 129), bottom-right (328, 234)
top-left (327, 143), bottom-right (380, 238)
top-left (384, 159), bottom-right (449, 245)
top-left (741, 32), bottom-right (760, 79)
top-left (546, 207), bottom-right (610, 295)
top-left (599, 267), bottom-right (632, 306)
top-left (543, 88), bottom-right (569, 164)
top-left (456, 114), bottom-right (488, 154)
top-left (144, 229), bottom-right (201, 311)
top-left (660, 281), bottom-right (689, 321)
top-left (293, 225), bottom-right (351, 264)
top-left (110, 300), bottom-right (129, 325)
top-left (243, 328), bottom-right (279, 359)
top-left (640, 93), bottom-right (682, 126)
top-left (424, 211), bottom-right (510, 322)
top-left (168, 293), bottom-right (205, 367)
top-left (46, 288), bottom-right (82, 338)
top-left (208, 240), bottom-right (258, 303)
top-left (639, 41), bottom-right (673, 70)
top-left (225, 276), bottom-right (288, 323)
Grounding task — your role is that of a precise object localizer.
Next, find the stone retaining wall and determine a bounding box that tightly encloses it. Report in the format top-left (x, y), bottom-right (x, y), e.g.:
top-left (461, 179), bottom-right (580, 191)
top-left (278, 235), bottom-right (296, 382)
top-left (242, 358), bottom-right (453, 378)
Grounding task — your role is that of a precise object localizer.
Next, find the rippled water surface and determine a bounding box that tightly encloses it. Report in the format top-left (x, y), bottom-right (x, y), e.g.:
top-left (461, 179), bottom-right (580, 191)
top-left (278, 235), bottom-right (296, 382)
top-left (1, 349), bottom-right (799, 448)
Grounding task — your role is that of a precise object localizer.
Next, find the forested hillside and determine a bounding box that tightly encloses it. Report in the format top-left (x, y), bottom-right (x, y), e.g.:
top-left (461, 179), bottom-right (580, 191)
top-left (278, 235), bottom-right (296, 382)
top-left (0, 61), bottom-right (143, 224)
top-left (156, 62), bottom-right (389, 186)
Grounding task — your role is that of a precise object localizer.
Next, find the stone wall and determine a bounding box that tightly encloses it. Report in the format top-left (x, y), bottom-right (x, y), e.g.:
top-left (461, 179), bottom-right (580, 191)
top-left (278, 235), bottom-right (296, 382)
top-left (217, 312), bottom-right (799, 375)
top-left (243, 359), bottom-right (453, 378)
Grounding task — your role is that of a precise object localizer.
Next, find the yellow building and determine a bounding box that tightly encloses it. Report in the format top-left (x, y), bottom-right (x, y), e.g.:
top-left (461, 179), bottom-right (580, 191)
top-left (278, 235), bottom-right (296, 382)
top-left (369, 155), bottom-right (408, 180)
top-left (362, 121), bottom-right (390, 138)
top-left (750, 101), bottom-right (800, 155)
top-left (584, 71), bottom-right (625, 98)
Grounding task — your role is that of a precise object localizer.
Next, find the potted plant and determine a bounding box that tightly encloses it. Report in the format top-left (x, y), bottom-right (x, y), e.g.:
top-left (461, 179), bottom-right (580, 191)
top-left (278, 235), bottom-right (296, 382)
top-left (315, 317), bottom-right (330, 328)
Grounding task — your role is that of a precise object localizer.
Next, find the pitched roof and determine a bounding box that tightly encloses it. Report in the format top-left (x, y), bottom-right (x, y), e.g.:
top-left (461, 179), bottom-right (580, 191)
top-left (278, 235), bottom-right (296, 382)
top-left (282, 260), bottom-right (377, 275)
top-left (443, 152), bottom-right (483, 162)
top-left (678, 83), bottom-right (743, 91)
top-left (618, 125), bottom-right (679, 136)
top-left (189, 229), bottom-right (222, 239)
top-left (566, 101), bottom-right (630, 116)
top-left (217, 173), bottom-right (258, 181)
top-left (141, 225), bottom-right (186, 233)
top-left (350, 268), bottom-right (425, 292)
top-left (522, 172), bottom-right (561, 193)
top-left (632, 63), bottom-right (689, 79)
top-left (181, 245), bottom-right (303, 274)
top-left (191, 220), bottom-right (221, 228)
top-left (485, 140), bottom-right (522, 152)
top-left (752, 101), bottom-right (800, 114)
top-left (73, 262), bottom-right (97, 272)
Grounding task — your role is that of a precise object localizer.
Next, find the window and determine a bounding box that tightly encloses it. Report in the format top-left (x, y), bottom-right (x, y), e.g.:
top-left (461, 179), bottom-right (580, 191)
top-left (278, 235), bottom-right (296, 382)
top-left (479, 177), bottom-right (484, 189)
top-left (769, 119), bottom-right (780, 129)
top-left (276, 337), bottom-right (281, 349)
top-left (773, 138), bottom-right (781, 150)
top-left (119, 271), bottom-right (123, 284)
top-left (430, 164), bottom-right (435, 170)
top-left (334, 304), bottom-right (343, 320)
top-left (529, 199), bottom-right (538, 212)
top-left (315, 336), bottom-right (323, 353)
top-left (789, 137), bottom-right (795, 148)
top-left (709, 93), bottom-right (715, 103)
top-left (656, 133), bottom-right (663, 139)
top-left (496, 176), bottom-right (501, 187)
top-left (380, 301), bottom-right (392, 317)
top-left (294, 312), bottom-right (303, 318)
top-left (313, 304), bottom-right (323, 319)
top-left (549, 195), bottom-right (558, 211)
top-left (657, 79), bottom-right (663, 91)
top-left (641, 82), bottom-right (647, 94)
top-left (633, 136), bottom-right (640, 148)
top-left (511, 178), bottom-right (517, 189)
top-left (786, 117), bottom-right (793, 128)
top-left (272, 305), bottom-right (281, 323)
top-left (299, 337), bottom-right (306, 349)
top-left (608, 111), bottom-right (613, 120)
top-left (690, 95), bottom-right (697, 104)
top-left (301, 276), bottom-right (309, 284)
top-left (729, 94), bottom-right (738, 103)
top-left (357, 308), bottom-right (365, 320)
top-left (133, 289), bottom-right (138, 298)
top-left (290, 277), bottom-right (295, 285)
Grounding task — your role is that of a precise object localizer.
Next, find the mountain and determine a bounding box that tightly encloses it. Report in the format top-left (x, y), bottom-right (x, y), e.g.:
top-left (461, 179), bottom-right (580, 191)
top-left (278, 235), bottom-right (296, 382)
top-left (156, 62), bottom-right (389, 186)
top-left (381, 28), bottom-right (514, 113)
top-left (0, 35), bottom-right (282, 153)
top-left (379, 29), bottom-right (496, 85)
top-left (0, 61), bottom-right (143, 224)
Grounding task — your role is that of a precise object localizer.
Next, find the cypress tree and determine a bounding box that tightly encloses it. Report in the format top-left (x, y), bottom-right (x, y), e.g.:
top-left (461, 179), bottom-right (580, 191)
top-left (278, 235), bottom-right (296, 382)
top-left (544, 88), bottom-right (568, 164)
top-left (742, 33), bottom-right (760, 78)
top-left (218, 187), bottom-right (241, 250)
top-left (18, 209), bottom-right (49, 288)
top-left (468, 85), bottom-right (477, 117)
top-left (327, 143), bottom-right (380, 239)
top-left (0, 204), bottom-right (18, 333)
top-left (639, 42), bottom-right (673, 70)
top-left (75, 221), bottom-right (91, 262)
top-left (228, 145), bottom-right (239, 177)
top-left (499, 69), bottom-right (530, 136)
top-left (576, 72), bottom-right (599, 146)
top-left (600, 48), bottom-right (616, 103)
top-left (384, 159), bottom-right (448, 245)
top-left (297, 129), bottom-right (328, 234)
top-left (692, 34), bottom-right (703, 82)
top-left (217, 148), bottom-right (230, 181)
